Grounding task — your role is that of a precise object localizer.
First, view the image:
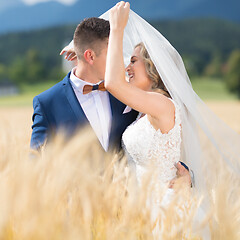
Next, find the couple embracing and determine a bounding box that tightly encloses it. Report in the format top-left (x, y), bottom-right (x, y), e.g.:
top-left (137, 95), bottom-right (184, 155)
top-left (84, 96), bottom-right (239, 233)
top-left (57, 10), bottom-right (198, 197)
top-left (30, 1), bottom-right (240, 237)
top-left (31, 2), bottom-right (191, 187)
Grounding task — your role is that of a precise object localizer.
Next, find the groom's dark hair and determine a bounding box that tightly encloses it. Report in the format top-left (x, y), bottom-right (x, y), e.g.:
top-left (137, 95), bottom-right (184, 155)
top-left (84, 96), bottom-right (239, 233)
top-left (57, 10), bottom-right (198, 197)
top-left (74, 17), bottom-right (110, 59)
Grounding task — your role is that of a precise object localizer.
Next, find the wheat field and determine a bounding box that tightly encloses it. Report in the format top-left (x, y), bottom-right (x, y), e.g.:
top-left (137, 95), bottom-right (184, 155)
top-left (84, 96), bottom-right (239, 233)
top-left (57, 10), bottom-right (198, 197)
top-left (0, 101), bottom-right (239, 239)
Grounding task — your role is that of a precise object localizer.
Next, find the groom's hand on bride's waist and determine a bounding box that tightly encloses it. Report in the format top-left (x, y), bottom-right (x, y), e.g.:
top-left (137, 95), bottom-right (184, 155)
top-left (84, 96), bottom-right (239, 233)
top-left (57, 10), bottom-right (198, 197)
top-left (169, 161), bottom-right (193, 189)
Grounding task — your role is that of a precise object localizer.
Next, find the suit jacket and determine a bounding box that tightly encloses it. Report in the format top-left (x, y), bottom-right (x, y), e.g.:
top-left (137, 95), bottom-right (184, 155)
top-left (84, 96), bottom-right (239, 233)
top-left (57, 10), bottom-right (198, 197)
top-left (30, 72), bottom-right (138, 151)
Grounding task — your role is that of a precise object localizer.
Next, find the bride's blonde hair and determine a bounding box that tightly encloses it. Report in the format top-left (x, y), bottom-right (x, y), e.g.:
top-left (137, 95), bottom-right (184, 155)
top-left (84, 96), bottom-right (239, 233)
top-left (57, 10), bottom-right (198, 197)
top-left (135, 42), bottom-right (171, 98)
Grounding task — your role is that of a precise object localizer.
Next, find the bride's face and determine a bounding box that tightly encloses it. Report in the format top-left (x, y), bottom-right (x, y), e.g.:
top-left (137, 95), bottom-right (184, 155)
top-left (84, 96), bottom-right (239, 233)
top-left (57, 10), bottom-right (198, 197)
top-left (125, 46), bottom-right (152, 91)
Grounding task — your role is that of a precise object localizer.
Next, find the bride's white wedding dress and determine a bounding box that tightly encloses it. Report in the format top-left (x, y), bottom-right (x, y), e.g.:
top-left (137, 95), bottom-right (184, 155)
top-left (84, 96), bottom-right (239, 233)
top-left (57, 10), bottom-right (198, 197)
top-left (122, 99), bottom-right (210, 239)
top-left (122, 98), bottom-right (182, 237)
top-left (122, 98), bottom-right (182, 206)
top-left (63, 8), bottom-right (239, 238)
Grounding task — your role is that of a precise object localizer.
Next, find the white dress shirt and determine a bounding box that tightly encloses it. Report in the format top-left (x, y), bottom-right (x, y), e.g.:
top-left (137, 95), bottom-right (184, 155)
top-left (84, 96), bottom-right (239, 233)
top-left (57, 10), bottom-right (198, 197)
top-left (70, 68), bottom-right (112, 151)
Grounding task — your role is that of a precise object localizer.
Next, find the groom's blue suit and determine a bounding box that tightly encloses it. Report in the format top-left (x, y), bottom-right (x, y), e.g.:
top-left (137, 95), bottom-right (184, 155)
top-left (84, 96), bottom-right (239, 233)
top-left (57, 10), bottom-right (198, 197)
top-left (30, 72), bottom-right (138, 151)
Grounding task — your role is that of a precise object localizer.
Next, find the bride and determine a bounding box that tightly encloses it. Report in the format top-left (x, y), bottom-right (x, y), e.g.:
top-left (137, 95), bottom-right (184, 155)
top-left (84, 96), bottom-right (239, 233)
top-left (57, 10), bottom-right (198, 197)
top-left (104, 2), bottom-right (240, 237)
top-left (105, 2), bottom-right (182, 202)
top-left (104, 1), bottom-right (240, 239)
top-left (101, 1), bottom-right (240, 189)
top-left (105, 2), bottom-right (187, 235)
top-left (62, 1), bottom-right (240, 237)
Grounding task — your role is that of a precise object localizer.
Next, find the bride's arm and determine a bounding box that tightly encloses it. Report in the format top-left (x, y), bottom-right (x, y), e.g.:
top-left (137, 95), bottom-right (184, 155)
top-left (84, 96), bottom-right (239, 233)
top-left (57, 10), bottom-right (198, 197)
top-left (105, 2), bottom-right (173, 118)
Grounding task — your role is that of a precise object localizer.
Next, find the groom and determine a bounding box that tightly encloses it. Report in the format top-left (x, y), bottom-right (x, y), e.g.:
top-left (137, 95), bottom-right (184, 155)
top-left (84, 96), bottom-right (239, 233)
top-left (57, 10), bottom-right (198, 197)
top-left (31, 17), bottom-right (138, 152)
top-left (30, 17), bottom-right (191, 184)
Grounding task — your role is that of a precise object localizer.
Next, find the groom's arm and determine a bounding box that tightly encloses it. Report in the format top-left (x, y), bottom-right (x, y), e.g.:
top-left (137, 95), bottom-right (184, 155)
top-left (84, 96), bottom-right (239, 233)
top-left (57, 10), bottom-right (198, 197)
top-left (30, 96), bottom-right (49, 150)
top-left (178, 161), bottom-right (195, 187)
top-left (169, 161), bottom-right (194, 188)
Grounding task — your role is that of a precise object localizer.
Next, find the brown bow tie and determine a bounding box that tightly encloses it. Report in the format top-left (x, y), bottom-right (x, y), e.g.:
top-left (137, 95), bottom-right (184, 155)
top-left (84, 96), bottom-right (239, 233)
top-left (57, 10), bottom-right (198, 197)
top-left (82, 81), bottom-right (106, 94)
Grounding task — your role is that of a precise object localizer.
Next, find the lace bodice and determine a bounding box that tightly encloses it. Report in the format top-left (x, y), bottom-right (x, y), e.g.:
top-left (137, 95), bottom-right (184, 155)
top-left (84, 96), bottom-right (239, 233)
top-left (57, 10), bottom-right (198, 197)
top-left (122, 99), bottom-right (182, 187)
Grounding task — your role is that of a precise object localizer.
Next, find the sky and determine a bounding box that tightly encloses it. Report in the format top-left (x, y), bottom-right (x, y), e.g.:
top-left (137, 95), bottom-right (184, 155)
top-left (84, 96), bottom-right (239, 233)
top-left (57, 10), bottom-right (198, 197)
top-left (0, 0), bottom-right (77, 12)
top-left (21, 0), bottom-right (77, 5)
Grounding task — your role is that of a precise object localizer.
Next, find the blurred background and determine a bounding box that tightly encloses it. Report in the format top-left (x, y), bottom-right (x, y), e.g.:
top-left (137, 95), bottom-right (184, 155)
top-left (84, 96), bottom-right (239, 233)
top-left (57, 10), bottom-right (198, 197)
top-left (0, 0), bottom-right (239, 132)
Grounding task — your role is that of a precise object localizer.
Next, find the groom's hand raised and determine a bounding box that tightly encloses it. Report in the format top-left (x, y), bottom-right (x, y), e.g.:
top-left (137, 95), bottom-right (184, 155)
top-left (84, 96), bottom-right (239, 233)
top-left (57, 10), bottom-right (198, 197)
top-left (169, 161), bottom-right (192, 189)
top-left (60, 44), bottom-right (77, 61)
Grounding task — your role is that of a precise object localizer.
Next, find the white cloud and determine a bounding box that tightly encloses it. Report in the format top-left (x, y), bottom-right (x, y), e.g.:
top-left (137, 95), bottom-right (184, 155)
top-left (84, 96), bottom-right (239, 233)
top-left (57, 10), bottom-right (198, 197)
top-left (21, 0), bottom-right (78, 6)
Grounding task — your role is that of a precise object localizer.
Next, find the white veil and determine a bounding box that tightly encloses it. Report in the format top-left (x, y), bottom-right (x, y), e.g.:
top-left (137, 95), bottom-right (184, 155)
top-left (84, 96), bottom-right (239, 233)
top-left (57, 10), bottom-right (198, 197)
top-left (100, 9), bottom-right (240, 194)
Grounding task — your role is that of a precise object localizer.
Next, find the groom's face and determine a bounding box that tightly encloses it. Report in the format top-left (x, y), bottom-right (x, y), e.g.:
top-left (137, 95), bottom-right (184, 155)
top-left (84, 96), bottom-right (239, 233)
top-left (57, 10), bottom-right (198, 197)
top-left (93, 41), bottom-right (108, 81)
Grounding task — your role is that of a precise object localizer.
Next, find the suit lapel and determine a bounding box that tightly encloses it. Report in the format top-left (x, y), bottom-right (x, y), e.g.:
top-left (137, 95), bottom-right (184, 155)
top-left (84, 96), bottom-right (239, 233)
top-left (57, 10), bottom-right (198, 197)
top-left (109, 92), bottom-right (125, 123)
top-left (61, 74), bottom-right (137, 151)
top-left (62, 73), bottom-right (88, 125)
top-left (108, 92), bottom-right (139, 151)
top-left (108, 92), bottom-right (126, 144)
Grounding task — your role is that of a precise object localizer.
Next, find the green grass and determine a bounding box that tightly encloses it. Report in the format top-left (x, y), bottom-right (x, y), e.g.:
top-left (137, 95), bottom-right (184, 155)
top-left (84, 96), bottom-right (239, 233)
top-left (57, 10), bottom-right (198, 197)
top-left (0, 81), bottom-right (58, 107)
top-left (191, 77), bottom-right (237, 101)
top-left (0, 77), bottom-right (238, 107)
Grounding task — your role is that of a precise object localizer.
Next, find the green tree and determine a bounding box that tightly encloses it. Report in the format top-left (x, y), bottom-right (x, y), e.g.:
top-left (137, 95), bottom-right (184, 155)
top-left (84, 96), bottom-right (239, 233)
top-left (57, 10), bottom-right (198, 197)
top-left (49, 66), bottom-right (66, 81)
top-left (204, 52), bottom-right (223, 78)
top-left (25, 49), bottom-right (45, 83)
top-left (225, 49), bottom-right (240, 98)
top-left (10, 49), bottom-right (45, 85)
top-left (0, 64), bottom-right (8, 82)
top-left (9, 57), bottom-right (28, 84)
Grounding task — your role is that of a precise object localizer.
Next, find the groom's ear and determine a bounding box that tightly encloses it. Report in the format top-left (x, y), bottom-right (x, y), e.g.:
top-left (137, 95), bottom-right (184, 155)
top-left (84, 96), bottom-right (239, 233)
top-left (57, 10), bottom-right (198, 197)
top-left (83, 49), bottom-right (94, 65)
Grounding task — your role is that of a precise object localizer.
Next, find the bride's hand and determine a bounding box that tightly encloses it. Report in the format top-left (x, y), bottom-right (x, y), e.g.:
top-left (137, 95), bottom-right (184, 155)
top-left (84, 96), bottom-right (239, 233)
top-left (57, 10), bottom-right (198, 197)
top-left (109, 1), bottom-right (130, 32)
top-left (60, 44), bottom-right (77, 61)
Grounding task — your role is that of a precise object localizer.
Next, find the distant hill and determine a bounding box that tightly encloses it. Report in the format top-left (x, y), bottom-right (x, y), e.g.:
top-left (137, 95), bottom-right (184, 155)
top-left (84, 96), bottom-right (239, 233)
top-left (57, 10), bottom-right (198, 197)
top-left (0, 18), bottom-right (239, 77)
top-left (0, 0), bottom-right (239, 34)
